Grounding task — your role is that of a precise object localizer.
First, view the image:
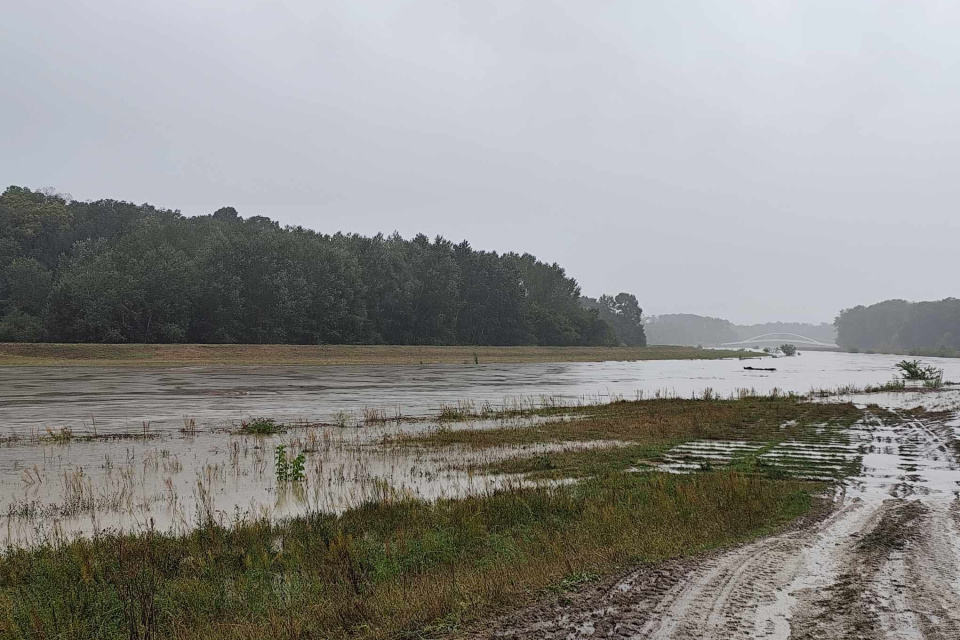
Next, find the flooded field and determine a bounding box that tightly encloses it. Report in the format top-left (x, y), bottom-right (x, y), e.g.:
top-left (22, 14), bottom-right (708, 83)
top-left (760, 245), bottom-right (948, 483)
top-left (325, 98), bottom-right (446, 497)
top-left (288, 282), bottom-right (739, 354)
top-left (2, 351), bottom-right (960, 547)
top-left (4, 351), bottom-right (960, 436)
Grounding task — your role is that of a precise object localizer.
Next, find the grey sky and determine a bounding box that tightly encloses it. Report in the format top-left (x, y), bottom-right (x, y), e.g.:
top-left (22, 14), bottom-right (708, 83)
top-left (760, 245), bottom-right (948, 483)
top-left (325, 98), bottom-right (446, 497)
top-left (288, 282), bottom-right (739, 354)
top-left (3, 1), bottom-right (958, 324)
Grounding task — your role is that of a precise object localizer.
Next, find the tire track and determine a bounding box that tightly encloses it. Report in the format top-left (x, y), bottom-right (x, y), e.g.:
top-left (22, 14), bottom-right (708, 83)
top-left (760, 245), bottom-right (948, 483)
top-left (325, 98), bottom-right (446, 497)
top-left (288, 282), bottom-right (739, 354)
top-left (473, 409), bottom-right (960, 640)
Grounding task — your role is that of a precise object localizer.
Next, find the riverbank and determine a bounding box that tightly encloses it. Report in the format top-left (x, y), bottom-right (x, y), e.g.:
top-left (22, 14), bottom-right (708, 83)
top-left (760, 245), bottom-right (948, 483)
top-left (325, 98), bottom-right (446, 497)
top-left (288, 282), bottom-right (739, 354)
top-left (0, 343), bottom-right (761, 366)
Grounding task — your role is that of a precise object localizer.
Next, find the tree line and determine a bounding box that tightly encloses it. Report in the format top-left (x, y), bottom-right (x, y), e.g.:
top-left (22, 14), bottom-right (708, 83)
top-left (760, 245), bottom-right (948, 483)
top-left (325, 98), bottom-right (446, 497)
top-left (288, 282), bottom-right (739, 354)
top-left (835, 298), bottom-right (960, 356)
top-left (0, 186), bottom-right (645, 346)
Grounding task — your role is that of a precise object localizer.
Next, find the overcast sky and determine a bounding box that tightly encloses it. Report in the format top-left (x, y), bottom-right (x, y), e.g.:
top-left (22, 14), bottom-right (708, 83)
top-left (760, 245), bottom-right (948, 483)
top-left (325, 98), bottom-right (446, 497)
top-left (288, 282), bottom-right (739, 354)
top-left (3, 1), bottom-right (958, 324)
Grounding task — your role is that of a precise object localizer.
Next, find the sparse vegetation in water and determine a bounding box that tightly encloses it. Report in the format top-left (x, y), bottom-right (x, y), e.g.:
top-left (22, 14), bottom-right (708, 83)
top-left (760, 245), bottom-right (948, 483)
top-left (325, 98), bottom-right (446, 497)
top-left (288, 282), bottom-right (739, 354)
top-left (274, 444), bottom-right (305, 482)
top-left (0, 470), bottom-right (814, 640)
top-left (41, 426), bottom-right (73, 443)
top-left (241, 417), bottom-right (283, 435)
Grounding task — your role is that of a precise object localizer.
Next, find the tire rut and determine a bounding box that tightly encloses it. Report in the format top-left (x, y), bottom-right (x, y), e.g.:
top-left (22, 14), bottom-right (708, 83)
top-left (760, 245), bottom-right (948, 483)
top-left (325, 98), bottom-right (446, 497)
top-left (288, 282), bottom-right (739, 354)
top-left (468, 409), bottom-right (960, 640)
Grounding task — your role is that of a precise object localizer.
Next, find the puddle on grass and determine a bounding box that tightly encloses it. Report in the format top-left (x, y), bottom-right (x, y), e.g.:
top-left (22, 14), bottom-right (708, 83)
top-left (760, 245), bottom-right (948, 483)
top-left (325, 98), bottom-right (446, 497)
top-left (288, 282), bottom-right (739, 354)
top-left (0, 416), bottom-right (622, 547)
top-left (655, 425), bottom-right (866, 481)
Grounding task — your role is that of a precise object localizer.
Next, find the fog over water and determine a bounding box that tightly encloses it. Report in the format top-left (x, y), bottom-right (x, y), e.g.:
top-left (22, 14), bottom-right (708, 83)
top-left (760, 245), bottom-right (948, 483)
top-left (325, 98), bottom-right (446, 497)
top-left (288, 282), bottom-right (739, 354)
top-left (3, 1), bottom-right (959, 323)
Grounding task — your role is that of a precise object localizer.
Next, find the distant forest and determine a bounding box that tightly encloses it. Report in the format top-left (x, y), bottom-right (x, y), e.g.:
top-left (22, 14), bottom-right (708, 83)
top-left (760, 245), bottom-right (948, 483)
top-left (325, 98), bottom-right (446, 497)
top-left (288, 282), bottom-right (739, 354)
top-left (644, 314), bottom-right (836, 347)
top-left (0, 186), bottom-right (647, 346)
top-left (835, 298), bottom-right (960, 356)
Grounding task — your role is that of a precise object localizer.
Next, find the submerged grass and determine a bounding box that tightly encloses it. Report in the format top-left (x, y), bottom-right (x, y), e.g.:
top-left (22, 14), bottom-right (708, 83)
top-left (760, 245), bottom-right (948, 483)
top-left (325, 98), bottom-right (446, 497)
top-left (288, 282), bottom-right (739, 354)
top-left (403, 395), bottom-right (864, 480)
top-left (0, 470), bottom-right (811, 640)
top-left (408, 396), bottom-right (862, 448)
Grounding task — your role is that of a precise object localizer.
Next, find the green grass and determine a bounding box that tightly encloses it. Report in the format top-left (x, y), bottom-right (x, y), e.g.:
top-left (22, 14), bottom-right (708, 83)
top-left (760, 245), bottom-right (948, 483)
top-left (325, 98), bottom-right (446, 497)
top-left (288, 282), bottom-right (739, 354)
top-left (0, 471), bottom-right (813, 640)
top-left (404, 395), bottom-right (864, 482)
top-left (240, 417), bottom-right (283, 435)
top-left (473, 443), bottom-right (674, 479)
top-left (405, 395), bottom-right (862, 448)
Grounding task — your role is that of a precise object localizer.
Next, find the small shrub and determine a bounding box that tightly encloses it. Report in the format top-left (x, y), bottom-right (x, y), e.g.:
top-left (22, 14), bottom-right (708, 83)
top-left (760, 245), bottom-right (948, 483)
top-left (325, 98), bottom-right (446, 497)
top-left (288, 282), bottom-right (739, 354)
top-left (242, 417), bottom-right (281, 435)
top-left (895, 359), bottom-right (943, 383)
top-left (779, 344), bottom-right (798, 357)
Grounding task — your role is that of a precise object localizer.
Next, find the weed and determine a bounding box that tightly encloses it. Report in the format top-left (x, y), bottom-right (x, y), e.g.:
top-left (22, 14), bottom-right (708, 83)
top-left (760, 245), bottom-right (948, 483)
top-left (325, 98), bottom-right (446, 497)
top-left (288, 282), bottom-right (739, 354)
top-left (275, 444), bottom-right (306, 483)
top-left (42, 426), bottom-right (73, 443)
top-left (896, 359), bottom-right (943, 382)
top-left (242, 417), bottom-right (282, 435)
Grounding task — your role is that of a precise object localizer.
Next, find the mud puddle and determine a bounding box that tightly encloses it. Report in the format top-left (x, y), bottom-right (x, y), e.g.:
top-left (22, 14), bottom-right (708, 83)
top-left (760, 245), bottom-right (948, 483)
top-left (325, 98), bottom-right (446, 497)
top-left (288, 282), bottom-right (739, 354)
top-left (476, 401), bottom-right (960, 639)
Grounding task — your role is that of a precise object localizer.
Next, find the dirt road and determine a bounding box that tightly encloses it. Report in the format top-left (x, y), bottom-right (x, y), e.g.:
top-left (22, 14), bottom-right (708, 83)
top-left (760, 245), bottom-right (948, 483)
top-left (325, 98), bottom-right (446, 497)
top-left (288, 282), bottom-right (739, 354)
top-left (483, 410), bottom-right (960, 639)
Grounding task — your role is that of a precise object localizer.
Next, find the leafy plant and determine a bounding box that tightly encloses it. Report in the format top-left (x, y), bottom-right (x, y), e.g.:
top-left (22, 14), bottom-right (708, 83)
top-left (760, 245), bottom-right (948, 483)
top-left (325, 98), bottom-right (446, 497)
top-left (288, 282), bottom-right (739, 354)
top-left (275, 444), bottom-right (289, 482)
top-left (779, 344), bottom-right (798, 356)
top-left (242, 417), bottom-right (281, 435)
top-left (895, 359), bottom-right (943, 383)
top-left (275, 444), bottom-right (305, 483)
top-left (289, 452), bottom-right (306, 482)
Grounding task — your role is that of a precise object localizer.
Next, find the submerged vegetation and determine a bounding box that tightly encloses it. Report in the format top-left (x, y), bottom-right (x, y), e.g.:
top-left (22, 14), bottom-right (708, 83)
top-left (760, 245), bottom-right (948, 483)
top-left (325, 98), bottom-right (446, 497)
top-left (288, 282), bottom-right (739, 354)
top-left (240, 417), bottom-right (282, 435)
top-left (0, 471), bottom-right (813, 640)
top-left (895, 359), bottom-right (944, 385)
top-left (779, 343), bottom-right (798, 356)
top-left (0, 392), bottom-right (871, 639)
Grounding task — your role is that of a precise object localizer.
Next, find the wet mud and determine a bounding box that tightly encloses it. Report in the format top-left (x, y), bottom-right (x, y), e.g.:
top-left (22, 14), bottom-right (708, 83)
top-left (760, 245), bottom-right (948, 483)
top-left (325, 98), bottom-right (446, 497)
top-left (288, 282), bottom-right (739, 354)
top-left (471, 409), bottom-right (960, 640)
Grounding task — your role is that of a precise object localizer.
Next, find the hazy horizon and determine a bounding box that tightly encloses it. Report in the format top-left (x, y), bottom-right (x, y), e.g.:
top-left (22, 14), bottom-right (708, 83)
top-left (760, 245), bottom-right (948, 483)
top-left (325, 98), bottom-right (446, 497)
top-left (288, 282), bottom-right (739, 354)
top-left (5, 1), bottom-right (958, 325)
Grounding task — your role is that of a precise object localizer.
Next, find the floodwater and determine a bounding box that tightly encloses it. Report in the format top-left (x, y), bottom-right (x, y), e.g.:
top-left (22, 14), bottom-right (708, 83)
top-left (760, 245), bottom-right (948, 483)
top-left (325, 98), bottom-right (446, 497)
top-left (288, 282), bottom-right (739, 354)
top-left (3, 351), bottom-right (960, 436)
top-left (2, 350), bottom-right (960, 547)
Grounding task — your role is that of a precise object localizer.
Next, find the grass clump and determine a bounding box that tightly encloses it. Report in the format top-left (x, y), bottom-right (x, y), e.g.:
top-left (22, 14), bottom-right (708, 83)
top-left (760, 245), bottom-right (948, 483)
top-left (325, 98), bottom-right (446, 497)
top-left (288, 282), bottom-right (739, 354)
top-left (0, 470), bottom-right (814, 640)
top-left (240, 417), bottom-right (282, 435)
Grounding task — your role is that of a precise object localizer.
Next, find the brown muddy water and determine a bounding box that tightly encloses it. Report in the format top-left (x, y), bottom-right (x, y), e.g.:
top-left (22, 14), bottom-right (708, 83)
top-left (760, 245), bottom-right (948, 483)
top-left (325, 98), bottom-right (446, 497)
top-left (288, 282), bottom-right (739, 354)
top-left (2, 351), bottom-right (960, 547)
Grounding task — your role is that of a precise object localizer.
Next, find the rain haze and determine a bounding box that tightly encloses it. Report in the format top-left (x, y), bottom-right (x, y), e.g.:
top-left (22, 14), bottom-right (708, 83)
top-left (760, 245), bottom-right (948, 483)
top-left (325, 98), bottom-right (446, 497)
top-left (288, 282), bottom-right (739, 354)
top-left (3, 0), bottom-right (958, 324)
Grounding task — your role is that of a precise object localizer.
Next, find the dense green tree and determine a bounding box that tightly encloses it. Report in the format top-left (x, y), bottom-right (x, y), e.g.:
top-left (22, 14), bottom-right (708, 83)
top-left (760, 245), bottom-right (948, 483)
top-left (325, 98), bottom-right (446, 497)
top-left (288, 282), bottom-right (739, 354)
top-left (836, 298), bottom-right (960, 354)
top-left (582, 293), bottom-right (647, 346)
top-left (643, 314), bottom-right (739, 346)
top-left (3, 257), bottom-right (53, 315)
top-left (0, 185), bottom-right (634, 347)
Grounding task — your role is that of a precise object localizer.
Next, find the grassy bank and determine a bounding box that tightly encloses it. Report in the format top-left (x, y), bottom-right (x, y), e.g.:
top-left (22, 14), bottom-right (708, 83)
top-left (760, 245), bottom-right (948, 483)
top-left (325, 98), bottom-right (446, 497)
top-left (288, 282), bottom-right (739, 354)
top-left (0, 343), bottom-right (761, 366)
top-left (0, 471), bottom-right (811, 640)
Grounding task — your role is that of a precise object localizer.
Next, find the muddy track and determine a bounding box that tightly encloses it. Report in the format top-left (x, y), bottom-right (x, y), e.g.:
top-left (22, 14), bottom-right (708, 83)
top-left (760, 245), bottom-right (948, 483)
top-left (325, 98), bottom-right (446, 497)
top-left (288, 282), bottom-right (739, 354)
top-left (474, 411), bottom-right (960, 640)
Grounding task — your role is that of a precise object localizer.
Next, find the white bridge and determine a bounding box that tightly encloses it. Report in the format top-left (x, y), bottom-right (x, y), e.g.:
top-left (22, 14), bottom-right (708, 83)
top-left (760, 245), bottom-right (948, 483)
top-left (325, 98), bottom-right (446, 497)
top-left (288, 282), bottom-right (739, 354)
top-left (720, 333), bottom-right (839, 350)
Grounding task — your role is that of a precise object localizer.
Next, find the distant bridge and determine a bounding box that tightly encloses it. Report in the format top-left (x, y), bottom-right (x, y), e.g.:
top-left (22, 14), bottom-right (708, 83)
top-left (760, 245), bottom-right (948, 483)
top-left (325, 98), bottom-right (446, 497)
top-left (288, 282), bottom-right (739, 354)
top-left (720, 333), bottom-right (839, 350)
